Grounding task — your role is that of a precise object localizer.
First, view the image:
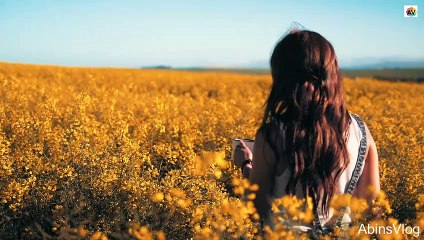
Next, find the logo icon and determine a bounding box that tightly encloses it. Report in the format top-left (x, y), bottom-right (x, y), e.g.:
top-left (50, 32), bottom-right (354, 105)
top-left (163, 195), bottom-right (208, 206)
top-left (404, 5), bottom-right (418, 17)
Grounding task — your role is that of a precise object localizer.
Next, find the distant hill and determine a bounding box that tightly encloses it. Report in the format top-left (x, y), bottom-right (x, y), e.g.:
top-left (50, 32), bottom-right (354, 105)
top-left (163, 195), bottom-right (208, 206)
top-left (141, 65), bottom-right (172, 69)
top-left (243, 58), bottom-right (424, 70)
top-left (342, 59), bottom-right (424, 70)
top-left (342, 68), bottom-right (424, 83)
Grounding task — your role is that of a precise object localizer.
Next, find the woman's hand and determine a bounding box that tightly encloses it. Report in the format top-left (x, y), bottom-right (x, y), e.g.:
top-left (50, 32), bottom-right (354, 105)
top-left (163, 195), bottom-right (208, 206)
top-left (233, 140), bottom-right (253, 169)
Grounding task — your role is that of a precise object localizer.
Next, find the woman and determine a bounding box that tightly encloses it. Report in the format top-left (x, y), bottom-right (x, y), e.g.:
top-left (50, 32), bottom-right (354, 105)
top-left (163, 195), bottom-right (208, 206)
top-left (234, 29), bottom-right (380, 233)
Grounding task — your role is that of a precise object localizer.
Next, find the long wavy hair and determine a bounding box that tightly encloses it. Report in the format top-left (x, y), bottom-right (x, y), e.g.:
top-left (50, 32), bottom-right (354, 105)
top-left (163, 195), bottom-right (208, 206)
top-left (261, 29), bottom-right (351, 216)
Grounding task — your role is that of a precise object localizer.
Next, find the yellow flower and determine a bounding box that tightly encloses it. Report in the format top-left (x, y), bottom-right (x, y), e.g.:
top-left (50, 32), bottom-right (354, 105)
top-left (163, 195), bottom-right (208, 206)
top-left (152, 192), bottom-right (164, 202)
top-left (169, 188), bottom-right (185, 199)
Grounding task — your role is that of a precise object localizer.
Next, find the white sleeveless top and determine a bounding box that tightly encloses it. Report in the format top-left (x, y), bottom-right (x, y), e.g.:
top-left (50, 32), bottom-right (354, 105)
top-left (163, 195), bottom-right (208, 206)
top-left (264, 115), bottom-right (365, 230)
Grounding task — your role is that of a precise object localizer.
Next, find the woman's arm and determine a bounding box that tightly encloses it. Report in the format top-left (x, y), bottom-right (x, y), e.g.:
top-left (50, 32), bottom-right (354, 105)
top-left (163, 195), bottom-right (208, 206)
top-left (248, 129), bottom-right (277, 220)
top-left (353, 123), bottom-right (380, 203)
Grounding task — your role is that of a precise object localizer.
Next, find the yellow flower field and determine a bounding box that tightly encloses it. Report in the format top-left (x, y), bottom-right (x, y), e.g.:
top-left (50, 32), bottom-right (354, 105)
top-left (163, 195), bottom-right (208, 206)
top-left (0, 62), bottom-right (423, 239)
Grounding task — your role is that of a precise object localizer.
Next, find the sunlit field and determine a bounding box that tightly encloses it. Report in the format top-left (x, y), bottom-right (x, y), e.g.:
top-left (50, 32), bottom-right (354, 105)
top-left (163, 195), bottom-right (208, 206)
top-left (0, 62), bottom-right (423, 239)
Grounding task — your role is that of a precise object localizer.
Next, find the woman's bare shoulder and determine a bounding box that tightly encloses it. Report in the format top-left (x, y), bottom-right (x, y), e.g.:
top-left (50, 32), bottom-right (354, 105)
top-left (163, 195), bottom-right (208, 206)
top-left (362, 120), bottom-right (378, 165)
top-left (256, 120), bottom-right (284, 141)
top-left (255, 122), bottom-right (286, 173)
top-left (351, 114), bottom-right (376, 157)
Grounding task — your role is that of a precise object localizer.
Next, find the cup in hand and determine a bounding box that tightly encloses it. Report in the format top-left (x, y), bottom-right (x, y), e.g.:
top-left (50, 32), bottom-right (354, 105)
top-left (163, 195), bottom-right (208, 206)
top-left (231, 138), bottom-right (254, 166)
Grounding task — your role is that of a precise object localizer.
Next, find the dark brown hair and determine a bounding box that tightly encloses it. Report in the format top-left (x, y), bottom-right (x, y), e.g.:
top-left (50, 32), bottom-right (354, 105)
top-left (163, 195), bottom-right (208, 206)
top-left (261, 29), bottom-right (351, 216)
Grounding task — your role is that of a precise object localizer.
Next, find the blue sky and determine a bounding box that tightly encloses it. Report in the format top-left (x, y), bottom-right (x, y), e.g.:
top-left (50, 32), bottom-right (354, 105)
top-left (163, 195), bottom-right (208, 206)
top-left (0, 0), bottom-right (423, 68)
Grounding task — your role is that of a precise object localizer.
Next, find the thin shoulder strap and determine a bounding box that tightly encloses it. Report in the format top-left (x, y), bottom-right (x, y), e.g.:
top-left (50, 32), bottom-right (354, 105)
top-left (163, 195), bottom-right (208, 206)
top-left (344, 114), bottom-right (367, 194)
top-left (312, 114), bottom-right (368, 233)
top-left (334, 114), bottom-right (367, 227)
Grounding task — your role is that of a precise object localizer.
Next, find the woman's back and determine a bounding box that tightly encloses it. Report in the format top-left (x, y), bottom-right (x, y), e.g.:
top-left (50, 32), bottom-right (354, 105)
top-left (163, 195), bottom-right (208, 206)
top-left (267, 114), bottom-right (365, 229)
